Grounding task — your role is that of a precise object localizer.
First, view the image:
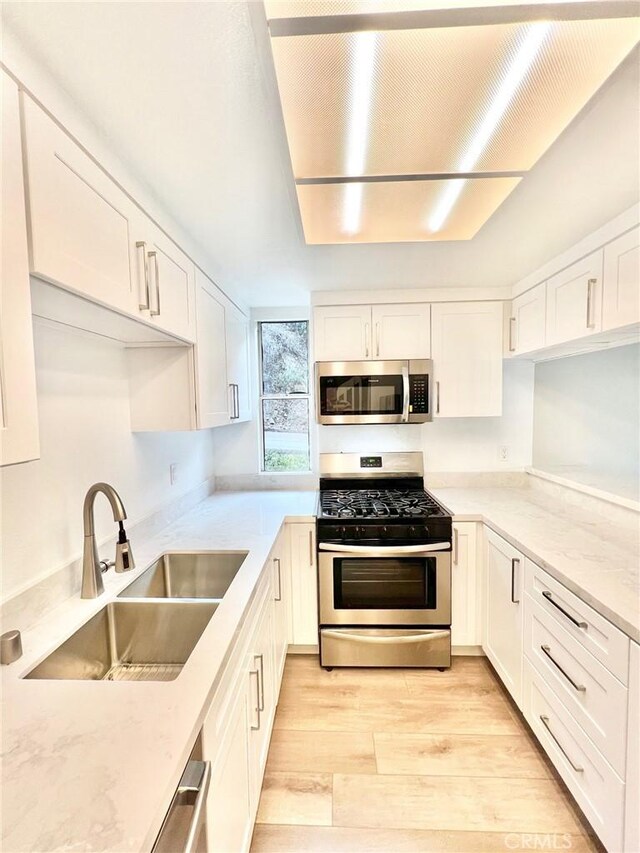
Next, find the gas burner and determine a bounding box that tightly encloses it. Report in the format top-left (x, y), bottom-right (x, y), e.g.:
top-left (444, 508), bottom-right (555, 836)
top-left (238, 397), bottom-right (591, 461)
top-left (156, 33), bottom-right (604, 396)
top-left (319, 488), bottom-right (446, 520)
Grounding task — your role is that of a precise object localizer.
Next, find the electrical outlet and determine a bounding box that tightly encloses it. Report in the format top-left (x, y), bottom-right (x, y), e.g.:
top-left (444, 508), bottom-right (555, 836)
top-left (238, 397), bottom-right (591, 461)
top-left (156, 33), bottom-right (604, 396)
top-left (498, 446), bottom-right (509, 462)
top-left (170, 463), bottom-right (179, 485)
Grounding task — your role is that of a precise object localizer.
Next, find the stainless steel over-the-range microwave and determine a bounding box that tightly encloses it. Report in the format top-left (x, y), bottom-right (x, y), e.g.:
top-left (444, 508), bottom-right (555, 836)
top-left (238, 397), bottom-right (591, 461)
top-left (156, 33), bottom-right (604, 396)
top-left (316, 360), bottom-right (433, 425)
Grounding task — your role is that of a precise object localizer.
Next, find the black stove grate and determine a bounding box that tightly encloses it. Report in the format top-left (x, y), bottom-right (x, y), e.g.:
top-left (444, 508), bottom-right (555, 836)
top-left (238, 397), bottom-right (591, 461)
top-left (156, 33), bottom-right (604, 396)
top-left (319, 488), bottom-right (446, 520)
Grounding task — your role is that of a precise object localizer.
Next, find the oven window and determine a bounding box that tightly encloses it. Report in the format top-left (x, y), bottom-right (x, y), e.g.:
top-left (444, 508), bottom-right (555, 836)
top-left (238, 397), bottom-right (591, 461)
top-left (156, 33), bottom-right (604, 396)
top-left (333, 558), bottom-right (437, 610)
top-left (320, 376), bottom-right (402, 416)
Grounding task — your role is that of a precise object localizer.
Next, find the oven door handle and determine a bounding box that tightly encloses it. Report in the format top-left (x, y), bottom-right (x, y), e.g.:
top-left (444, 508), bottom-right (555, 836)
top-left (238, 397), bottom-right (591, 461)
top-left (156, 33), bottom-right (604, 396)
top-left (318, 542), bottom-right (451, 555)
top-left (401, 364), bottom-right (410, 423)
top-left (322, 629), bottom-right (450, 645)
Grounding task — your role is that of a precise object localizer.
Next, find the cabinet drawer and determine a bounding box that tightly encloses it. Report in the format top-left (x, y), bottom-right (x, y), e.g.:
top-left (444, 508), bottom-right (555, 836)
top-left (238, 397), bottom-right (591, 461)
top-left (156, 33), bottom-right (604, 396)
top-left (525, 559), bottom-right (629, 684)
top-left (524, 591), bottom-right (628, 777)
top-left (523, 660), bottom-right (625, 852)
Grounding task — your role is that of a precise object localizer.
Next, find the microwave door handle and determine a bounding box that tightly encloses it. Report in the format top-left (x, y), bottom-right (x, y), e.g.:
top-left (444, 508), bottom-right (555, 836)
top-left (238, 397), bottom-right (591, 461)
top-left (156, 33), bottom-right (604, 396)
top-left (401, 364), bottom-right (410, 423)
top-left (318, 542), bottom-right (451, 554)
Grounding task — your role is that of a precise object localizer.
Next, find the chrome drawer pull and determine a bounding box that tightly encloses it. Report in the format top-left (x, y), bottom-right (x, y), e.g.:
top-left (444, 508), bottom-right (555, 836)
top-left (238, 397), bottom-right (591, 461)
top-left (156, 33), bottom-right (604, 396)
top-left (539, 714), bottom-right (584, 773)
top-left (453, 528), bottom-right (459, 565)
top-left (541, 591), bottom-right (588, 629)
top-left (274, 557), bottom-right (282, 602)
top-left (540, 645), bottom-right (586, 693)
top-left (249, 668), bottom-right (260, 730)
top-left (255, 653), bottom-right (265, 712)
top-left (511, 558), bottom-right (520, 604)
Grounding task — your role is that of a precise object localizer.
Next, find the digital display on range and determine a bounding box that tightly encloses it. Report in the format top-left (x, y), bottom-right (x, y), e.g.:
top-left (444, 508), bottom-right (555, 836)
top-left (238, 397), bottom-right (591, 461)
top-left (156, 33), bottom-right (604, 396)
top-left (360, 456), bottom-right (382, 468)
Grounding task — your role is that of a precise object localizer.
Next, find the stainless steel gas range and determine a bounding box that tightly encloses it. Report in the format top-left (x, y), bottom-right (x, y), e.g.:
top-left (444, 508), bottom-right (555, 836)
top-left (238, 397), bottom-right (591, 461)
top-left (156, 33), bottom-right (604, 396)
top-left (316, 452), bottom-right (452, 670)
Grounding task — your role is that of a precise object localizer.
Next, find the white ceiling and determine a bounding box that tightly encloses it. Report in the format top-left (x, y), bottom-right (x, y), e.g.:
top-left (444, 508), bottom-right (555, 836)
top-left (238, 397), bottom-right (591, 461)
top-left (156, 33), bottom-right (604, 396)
top-left (2, 1), bottom-right (639, 306)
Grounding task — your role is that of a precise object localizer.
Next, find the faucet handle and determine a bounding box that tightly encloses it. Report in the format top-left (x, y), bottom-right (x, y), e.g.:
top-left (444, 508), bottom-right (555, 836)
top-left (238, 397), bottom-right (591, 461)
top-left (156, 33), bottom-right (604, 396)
top-left (99, 559), bottom-right (115, 573)
top-left (115, 522), bottom-right (135, 573)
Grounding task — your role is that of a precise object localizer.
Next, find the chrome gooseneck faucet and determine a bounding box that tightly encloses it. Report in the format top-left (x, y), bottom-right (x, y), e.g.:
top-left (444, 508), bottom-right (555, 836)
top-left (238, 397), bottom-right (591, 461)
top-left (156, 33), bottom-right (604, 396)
top-left (81, 482), bottom-right (135, 598)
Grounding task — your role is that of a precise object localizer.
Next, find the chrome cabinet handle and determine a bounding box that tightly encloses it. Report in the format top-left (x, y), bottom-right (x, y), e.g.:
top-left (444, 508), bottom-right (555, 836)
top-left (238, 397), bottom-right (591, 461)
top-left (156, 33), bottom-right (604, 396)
top-left (255, 653), bottom-right (265, 711)
top-left (586, 278), bottom-right (596, 329)
top-left (435, 381), bottom-right (440, 415)
top-left (148, 251), bottom-right (161, 316)
top-left (453, 528), bottom-right (459, 565)
top-left (540, 644), bottom-right (586, 693)
top-left (376, 322), bottom-right (380, 357)
top-left (274, 557), bottom-right (282, 601)
top-left (249, 668), bottom-right (260, 730)
top-left (539, 715), bottom-right (584, 773)
top-left (511, 557), bottom-right (520, 604)
top-left (308, 529), bottom-right (314, 565)
top-left (508, 316), bottom-right (516, 352)
top-left (235, 384), bottom-right (240, 419)
top-left (228, 384), bottom-right (235, 419)
top-left (401, 364), bottom-right (410, 423)
top-left (181, 761), bottom-right (212, 853)
top-left (541, 591), bottom-right (588, 629)
top-left (135, 241), bottom-right (150, 310)
top-left (364, 323), bottom-right (370, 358)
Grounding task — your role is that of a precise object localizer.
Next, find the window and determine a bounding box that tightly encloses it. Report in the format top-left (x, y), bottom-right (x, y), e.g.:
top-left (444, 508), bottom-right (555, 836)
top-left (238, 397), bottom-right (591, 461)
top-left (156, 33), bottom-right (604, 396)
top-left (259, 321), bottom-right (310, 472)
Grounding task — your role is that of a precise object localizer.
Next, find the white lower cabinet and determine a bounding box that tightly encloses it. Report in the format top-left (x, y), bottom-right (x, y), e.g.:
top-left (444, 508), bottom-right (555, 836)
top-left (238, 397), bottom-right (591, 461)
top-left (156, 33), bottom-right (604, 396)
top-left (289, 522), bottom-right (318, 646)
top-left (625, 642), bottom-right (640, 853)
top-left (248, 601), bottom-right (276, 809)
top-left (451, 522), bottom-right (481, 648)
top-left (271, 530), bottom-right (289, 684)
top-left (483, 528), bottom-right (524, 705)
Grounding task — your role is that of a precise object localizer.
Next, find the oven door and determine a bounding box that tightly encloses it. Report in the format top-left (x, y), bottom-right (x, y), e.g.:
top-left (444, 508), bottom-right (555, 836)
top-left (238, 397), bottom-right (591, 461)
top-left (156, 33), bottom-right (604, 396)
top-left (316, 360), bottom-right (409, 425)
top-left (318, 543), bottom-right (451, 626)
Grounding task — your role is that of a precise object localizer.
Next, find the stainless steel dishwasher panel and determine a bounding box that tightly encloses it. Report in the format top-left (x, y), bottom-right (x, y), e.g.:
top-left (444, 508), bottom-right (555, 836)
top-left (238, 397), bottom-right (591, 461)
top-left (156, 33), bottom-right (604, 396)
top-left (153, 737), bottom-right (210, 853)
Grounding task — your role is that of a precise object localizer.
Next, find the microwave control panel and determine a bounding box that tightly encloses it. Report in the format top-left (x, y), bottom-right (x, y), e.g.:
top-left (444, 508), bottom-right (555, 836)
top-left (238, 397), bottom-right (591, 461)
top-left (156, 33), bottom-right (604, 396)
top-left (409, 375), bottom-right (429, 414)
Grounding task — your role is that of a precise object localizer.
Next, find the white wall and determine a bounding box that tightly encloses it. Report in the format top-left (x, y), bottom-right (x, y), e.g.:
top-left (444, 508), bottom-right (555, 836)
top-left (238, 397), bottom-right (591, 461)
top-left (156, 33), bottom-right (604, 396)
top-left (0, 321), bottom-right (216, 602)
top-left (318, 360), bottom-right (535, 473)
top-left (532, 344), bottom-right (640, 500)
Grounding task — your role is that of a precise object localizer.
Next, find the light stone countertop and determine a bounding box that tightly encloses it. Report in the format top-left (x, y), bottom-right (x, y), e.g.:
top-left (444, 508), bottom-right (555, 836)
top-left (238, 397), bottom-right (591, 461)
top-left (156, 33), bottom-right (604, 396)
top-left (2, 482), bottom-right (639, 853)
top-left (1, 490), bottom-right (317, 853)
top-left (430, 482), bottom-right (640, 643)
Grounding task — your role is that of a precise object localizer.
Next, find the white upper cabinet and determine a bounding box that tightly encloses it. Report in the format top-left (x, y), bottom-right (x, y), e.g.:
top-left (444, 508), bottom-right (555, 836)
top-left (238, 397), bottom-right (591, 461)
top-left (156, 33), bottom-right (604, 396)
top-left (1, 72), bottom-right (40, 467)
top-left (371, 303), bottom-right (431, 360)
top-left (226, 303), bottom-right (252, 423)
top-left (195, 269), bottom-right (231, 428)
top-left (431, 302), bottom-right (503, 417)
top-left (509, 283), bottom-right (546, 356)
top-left (602, 228), bottom-right (640, 331)
top-left (142, 224), bottom-right (196, 342)
top-left (545, 250), bottom-right (604, 346)
top-left (313, 305), bottom-right (372, 362)
top-left (20, 93), bottom-right (137, 316)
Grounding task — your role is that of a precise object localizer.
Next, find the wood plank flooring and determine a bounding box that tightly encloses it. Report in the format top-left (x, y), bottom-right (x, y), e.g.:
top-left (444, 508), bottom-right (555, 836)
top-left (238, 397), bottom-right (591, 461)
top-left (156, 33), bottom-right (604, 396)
top-left (252, 655), bottom-right (602, 853)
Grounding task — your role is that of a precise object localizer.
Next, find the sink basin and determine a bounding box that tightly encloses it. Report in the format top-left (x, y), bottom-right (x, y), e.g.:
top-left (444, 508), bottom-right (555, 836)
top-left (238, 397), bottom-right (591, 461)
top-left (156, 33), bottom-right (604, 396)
top-left (24, 601), bottom-right (217, 681)
top-left (118, 551), bottom-right (248, 600)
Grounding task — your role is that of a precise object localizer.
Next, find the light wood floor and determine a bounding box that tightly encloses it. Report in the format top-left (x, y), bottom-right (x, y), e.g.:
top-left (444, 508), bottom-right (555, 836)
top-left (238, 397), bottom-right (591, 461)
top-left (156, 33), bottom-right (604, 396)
top-left (251, 655), bottom-right (603, 853)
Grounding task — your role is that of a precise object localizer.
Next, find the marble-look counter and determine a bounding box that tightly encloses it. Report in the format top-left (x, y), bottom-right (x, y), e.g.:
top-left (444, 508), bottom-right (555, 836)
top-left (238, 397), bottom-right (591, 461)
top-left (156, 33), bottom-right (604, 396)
top-left (430, 481), bottom-right (640, 643)
top-left (1, 490), bottom-right (317, 853)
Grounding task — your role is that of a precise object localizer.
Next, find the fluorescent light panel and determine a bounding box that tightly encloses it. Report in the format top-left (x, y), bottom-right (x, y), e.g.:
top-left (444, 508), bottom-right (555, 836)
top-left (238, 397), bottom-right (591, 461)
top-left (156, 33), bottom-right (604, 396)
top-left (428, 20), bottom-right (550, 232)
top-left (342, 30), bottom-right (377, 233)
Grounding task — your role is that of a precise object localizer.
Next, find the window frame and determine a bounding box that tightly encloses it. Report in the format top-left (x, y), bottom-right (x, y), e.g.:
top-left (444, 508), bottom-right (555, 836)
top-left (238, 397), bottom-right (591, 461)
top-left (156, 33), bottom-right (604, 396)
top-left (257, 319), bottom-right (311, 474)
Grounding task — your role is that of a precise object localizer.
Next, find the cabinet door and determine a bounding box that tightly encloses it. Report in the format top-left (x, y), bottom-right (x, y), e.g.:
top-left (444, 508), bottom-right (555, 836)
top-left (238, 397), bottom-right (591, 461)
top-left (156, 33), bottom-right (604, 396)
top-left (451, 522), bottom-right (480, 648)
top-left (1, 72), bottom-right (40, 466)
top-left (226, 304), bottom-right (252, 423)
top-left (289, 523), bottom-right (318, 646)
top-left (248, 601), bottom-right (276, 811)
top-left (546, 250), bottom-right (603, 345)
top-left (625, 641), bottom-right (640, 853)
top-left (509, 283), bottom-right (546, 355)
top-left (145, 226), bottom-right (196, 342)
top-left (203, 675), bottom-right (253, 853)
top-left (195, 269), bottom-right (230, 428)
top-left (20, 93), bottom-right (137, 315)
top-left (431, 302), bottom-right (503, 417)
top-left (271, 533), bottom-right (289, 686)
top-left (483, 528), bottom-right (524, 705)
top-left (603, 229), bottom-right (640, 332)
top-left (371, 303), bottom-right (431, 359)
top-left (313, 305), bottom-right (372, 361)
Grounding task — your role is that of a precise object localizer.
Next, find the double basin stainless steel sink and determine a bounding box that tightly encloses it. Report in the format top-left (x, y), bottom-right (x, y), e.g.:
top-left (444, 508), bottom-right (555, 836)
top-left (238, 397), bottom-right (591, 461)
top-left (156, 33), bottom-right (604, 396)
top-left (25, 551), bottom-right (248, 682)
